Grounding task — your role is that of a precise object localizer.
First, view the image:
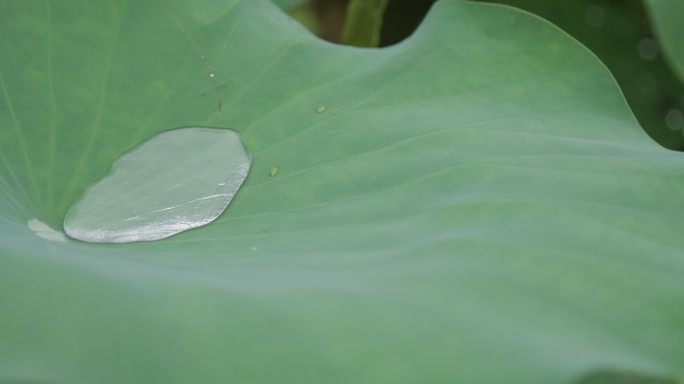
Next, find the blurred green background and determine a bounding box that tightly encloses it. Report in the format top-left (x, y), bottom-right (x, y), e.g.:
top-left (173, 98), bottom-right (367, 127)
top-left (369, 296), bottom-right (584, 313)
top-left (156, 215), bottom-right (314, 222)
top-left (287, 0), bottom-right (684, 150)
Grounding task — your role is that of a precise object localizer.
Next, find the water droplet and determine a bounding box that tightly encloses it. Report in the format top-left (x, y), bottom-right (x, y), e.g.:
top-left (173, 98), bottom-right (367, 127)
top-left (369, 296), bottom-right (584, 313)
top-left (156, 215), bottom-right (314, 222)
top-left (28, 218), bottom-right (66, 242)
top-left (315, 105), bottom-right (327, 113)
top-left (269, 165), bottom-right (280, 177)
top-left (63, 127), bottom-right (251, 243)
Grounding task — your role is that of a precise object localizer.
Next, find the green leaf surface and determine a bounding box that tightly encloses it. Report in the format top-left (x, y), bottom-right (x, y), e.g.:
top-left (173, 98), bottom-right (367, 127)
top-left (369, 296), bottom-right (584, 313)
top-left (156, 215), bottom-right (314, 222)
top-left (644, 0), bottom-right (684, 83)
top-left (1, 0), bottom-right (684, 383)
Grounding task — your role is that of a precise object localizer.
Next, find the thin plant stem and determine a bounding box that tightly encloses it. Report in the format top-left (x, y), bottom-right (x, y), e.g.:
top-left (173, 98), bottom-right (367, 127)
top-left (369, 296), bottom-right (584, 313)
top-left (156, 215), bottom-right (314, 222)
top-left (341, 0), bottom-right (390, 47)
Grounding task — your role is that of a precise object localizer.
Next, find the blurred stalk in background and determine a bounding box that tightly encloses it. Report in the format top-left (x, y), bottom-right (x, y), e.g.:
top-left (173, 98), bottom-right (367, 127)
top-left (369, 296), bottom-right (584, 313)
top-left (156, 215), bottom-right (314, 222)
top-left (288, 0), bottom-right (684, 150)
top-left (342, 0), bottom-right (390, 47)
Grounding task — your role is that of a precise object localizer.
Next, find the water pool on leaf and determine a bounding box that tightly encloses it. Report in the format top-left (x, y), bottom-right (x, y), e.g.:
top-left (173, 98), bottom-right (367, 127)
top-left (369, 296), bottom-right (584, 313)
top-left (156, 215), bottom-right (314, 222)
top-left (63, 127), bottom-right (251, 243)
